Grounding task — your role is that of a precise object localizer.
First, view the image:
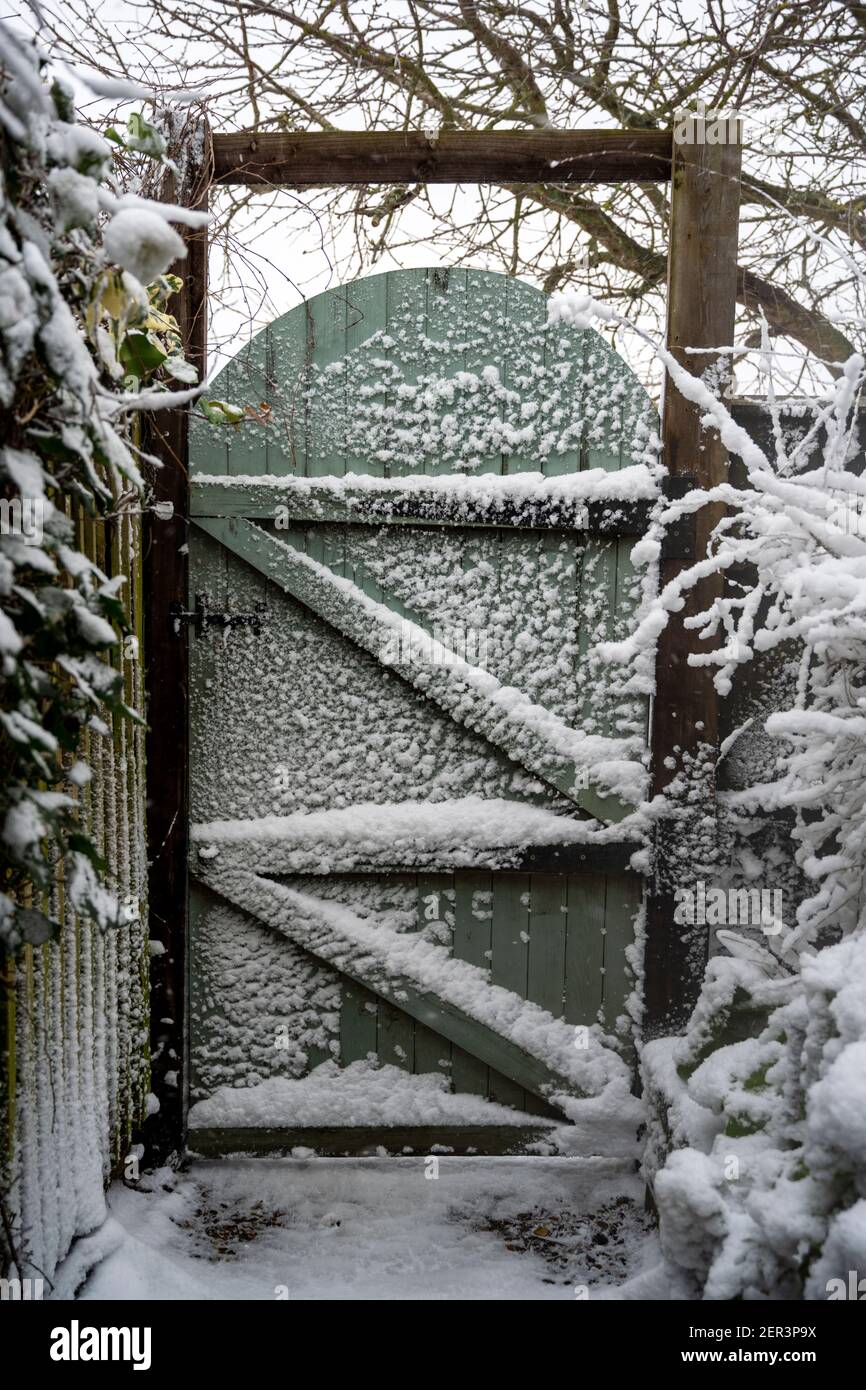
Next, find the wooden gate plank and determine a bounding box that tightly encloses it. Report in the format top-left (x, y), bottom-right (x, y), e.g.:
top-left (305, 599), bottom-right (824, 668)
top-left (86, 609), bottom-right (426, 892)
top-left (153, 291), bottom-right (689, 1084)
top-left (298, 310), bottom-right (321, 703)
top-left (523, 874), bottom-right (571, 1118)
top-left (378, 999), bottom-right (415, 1072)
top-left (195, 867), bottom-right (580, 1108)
top-left (224, 339), bottom-right (272, 476)
top-left (413, 1021), bottom-right (451, 1081)
top-left (192, 513), bottom-right (636, 821)
top-left (464, 271), bottom-right (505, 476)
top-left (413, 872), bottom-right (455, 1078)
top-left (490, 872), bottom-right (530, 1109)
top-left (451, 872), bottom-right (492, 1098)
top-left (504, 276), bottom-right (543, 475)
top-left (344, 276), bottom-right (388, 477)
top-left (426, 267), bottom-right (466, 477)
top-left (564, 873), bottom-right (606, 1026)
top-left (601, 874), bottom-right (642, 1034)
top-left (339, 979), bottom-right (379, 1065)
top-left (306, 288), bottom-right (348, 477)
top-left (491, 871), bottom-right (530, 998)
top-left (266, 309), bottom-right (308, 476)
top-left (527, 875), bottom-right (568, 1019)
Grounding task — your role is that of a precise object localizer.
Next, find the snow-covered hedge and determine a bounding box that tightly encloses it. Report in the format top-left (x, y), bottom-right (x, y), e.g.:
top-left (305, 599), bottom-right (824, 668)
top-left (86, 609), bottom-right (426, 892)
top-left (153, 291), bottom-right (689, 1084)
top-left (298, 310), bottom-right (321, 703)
top-left (644, 937), bottom-right (866, 1298)
top-left (640, 361), bottom-right (866, 1297)
top-left (551, 292), bottom-right (866, 1297)
top-left (0, 23), bottom-right (203, 951)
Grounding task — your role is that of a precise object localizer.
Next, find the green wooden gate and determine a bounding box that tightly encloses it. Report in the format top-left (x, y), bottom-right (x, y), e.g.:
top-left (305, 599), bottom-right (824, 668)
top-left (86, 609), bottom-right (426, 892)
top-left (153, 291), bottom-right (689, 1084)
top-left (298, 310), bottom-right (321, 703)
top-left (184, 268), bottom-right (657, 1156)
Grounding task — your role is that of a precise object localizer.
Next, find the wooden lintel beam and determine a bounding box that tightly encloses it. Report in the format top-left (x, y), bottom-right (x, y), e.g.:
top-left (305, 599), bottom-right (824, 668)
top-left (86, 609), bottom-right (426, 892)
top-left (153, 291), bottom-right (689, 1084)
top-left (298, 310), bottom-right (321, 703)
top-left (212, 129), bottom-right (672, 188)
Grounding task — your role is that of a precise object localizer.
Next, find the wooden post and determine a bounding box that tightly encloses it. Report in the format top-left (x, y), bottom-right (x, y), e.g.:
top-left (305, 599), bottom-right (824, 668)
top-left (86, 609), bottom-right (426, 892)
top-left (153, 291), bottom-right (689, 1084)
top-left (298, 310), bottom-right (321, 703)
top-left (643, 132), bottom-right (742, 1038)
top-left (142, 111), bottom-right (212, 1159)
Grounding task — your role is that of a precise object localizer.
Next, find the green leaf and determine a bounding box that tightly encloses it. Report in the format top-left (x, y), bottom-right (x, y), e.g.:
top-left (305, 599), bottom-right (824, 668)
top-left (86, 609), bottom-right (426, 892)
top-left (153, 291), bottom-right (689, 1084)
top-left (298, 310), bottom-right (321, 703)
top-left (724, 1112), bottom-right (764, 1138)
top-left (119, 330), bottom-right (167, 379)
top-left (126, 112), bottom-right (166, 159)
top-left (68, 833), bottom-right (107, 874)
top-left (165, 356), bottom-right (198, 384)
top-left (17, 907), bottom-right (56, 946)
top-left (201, 399), bottom-right (246, 426)
top-left (743, 1062), bottom-right (771, 1092)
top-left (96, 591), bottom-right (128, 627)
top-left (51, 80), bottom-right (75, 123)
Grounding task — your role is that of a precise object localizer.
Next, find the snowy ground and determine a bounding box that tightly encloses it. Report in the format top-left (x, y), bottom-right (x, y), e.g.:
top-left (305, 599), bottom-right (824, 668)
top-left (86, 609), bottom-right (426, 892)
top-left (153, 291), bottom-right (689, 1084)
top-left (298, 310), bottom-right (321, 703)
top-left (60, 1158), bottom-right (681, 1301)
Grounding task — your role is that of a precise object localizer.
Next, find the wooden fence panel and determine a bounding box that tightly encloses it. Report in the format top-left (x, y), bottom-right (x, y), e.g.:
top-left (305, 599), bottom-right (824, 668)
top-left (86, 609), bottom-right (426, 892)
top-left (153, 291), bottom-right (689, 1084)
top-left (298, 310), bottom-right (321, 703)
top-left (1, 507), bottom-right (149, 1288)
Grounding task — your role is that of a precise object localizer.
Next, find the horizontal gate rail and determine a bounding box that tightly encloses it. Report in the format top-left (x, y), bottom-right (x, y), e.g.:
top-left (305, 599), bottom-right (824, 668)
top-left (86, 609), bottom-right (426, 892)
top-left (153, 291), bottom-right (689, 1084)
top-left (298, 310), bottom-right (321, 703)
top-left (190, 477), bottom-right (695, 555)
top-left (212, 129), bottom-right (673, 188)
top-left (187, 1124), bottom-right (556, 1158)
top-left (191, 478), bottom-right (647, 529)
top-left (505, 841), bottom-right (642, 873)
top-left (191, 842), bottom-right (644, 878)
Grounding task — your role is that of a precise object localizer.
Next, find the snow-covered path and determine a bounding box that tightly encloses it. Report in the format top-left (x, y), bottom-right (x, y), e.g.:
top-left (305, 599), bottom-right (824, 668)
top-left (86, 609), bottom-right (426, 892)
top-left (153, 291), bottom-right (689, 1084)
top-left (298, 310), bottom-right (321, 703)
top-left (65, 1158), bottom-right (676, 1301)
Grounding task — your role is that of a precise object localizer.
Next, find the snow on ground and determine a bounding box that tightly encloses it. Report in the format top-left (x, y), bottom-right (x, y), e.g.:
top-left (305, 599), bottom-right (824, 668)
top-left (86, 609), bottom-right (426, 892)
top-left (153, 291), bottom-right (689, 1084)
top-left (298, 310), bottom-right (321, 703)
top-left (64, 1158), bottom-right (677, 1302)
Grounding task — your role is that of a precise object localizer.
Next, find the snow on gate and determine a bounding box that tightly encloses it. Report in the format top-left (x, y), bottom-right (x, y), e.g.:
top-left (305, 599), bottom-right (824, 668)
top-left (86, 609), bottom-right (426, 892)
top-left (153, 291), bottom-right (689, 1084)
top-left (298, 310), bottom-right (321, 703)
top-left (185, 266), bottom-right (658, 1157)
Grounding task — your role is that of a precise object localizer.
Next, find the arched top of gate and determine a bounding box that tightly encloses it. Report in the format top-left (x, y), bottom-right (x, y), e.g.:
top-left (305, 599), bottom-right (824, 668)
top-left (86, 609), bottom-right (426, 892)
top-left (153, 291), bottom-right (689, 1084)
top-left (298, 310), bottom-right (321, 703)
top-left (189, 267), bottom-right (657, 478)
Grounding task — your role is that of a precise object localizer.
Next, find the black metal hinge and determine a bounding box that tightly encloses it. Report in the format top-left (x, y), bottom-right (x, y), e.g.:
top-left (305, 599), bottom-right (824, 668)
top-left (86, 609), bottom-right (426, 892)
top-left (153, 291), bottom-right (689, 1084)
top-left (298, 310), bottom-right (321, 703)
top-left (170, 591), bottom-right (267, 637)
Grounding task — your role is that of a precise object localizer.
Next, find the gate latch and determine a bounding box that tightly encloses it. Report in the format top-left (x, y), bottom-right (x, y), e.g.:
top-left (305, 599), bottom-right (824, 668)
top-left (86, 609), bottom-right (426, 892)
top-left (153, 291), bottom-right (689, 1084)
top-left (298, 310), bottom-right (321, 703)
top-left (170, 591), bottom-right (267, 637)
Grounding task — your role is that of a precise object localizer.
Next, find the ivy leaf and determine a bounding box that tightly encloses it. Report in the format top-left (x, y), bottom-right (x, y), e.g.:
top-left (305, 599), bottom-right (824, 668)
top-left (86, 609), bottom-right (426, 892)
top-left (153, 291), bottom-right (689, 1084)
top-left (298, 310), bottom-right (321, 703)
top-left (68, 833), bottom-right (107, 874)
top-left (100, 270), bottom-right (131, 320)
top-left (19, 907), bottom-right (56, 945)
top-left (165, 356), bottom-right (198, 384)
top-left (126, 112), bottom-right (166, 159)
top-left (148, 273), bottom-right (183, 305)
top-left (119, 330), bottom-right (167, 379)
top-left (50, 80), bottom-right (75, 123)
top-left (143, 307), bottom-right (181, 335)
top-left (96, 590), bottom-right (128, 627)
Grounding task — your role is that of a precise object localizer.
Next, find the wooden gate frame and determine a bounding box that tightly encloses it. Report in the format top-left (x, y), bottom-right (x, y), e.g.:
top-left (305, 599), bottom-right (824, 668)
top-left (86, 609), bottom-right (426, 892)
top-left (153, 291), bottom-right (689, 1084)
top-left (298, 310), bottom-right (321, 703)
top-left (143, 128), bottom-right (740, 1154)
